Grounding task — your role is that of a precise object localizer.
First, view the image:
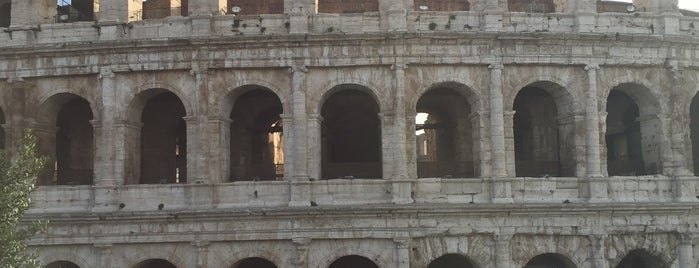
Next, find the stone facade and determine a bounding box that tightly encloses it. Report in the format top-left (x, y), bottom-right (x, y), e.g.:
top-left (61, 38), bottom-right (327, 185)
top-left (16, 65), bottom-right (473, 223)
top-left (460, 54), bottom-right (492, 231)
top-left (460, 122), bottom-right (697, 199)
top-left (2, 0), bottom-right (699, 267)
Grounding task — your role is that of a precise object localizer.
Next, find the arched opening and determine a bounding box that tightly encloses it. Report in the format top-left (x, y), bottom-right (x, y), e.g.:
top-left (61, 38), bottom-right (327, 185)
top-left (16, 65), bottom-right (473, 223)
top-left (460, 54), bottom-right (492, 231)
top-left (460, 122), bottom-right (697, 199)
top-left (225, 0), bottom-right (283, 15)
top-left (690, 93), bottom-right (699, 175)
top-left (427, 254), bottom-right (476, 268)
top-left (55, 97), bottom-right (94, 185)
top-left (616, 249), bottom-right (666, 268)
top-left (0, 1), bottom-right (10, 27)
top-left (44, 261), bottom-right (81, 268)
top-left (508, 0), bottom-right (556, 13)
top-left (328, 255), bottom-right (379, 268)
top-left (321, 88), bottom-right (382, 179)
top-left (36, 94), bottom-right (94, 185)
top-left (56, 0), bottom-right (98, 23)
top-left (133, 259), bottom-right (177, 268)
top-left (413, 0), bottom-right (471, 11)
top-left (416, 87), bottom-right (475, 178)
top-left (317, 0), bottom-right (379, 13)
top-left (142, 0), bottom-right (188, 20)
top-left (513, 83), bottom-right (575, 177)
top-left (233, 257), bottom-right (278, 268)
top-left (525, 253), bottom-right (576, 268)
top-left (229, 89), bottom-right (284, 181)
top-left (605, 84), bottom-right (661, 176)
top-left (140, 91), bottom-right (187, 184)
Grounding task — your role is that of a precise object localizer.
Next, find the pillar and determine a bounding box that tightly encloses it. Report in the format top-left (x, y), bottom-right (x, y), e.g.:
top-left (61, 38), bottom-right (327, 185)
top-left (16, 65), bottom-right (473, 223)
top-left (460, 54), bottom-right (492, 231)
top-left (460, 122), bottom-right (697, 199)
top-left (394, 237), bottom-right (411, 268)
top-left (193, 241), bottom-right (210, 268)
top-left (293, 237), bottom-right (311, 268)
top-left (489, 63), bottom-right (512, 203)
top-left (495, 234), bottom-right (512, 268)
top-left (585, 64), bottom-right (608, 202)
top-left (281, 113), bottom-right (295, 180)
top-left (482, 0), bottom-right (504, 31)
top-left (95, 68), bottom-right (118, 186)
top-left (209, 116), bottom-right (231, 182)
top-left (307, 114), bottom-right (322, 181)
top-left (379, 0), bottom-right (407, 31)
top-left (95, 243), bottom-right (113, 268)
top-left (292, 65), bottom-right (310, 181)
top-left (574, 0), bottom-right (596, 32)
top-left (188, 0), bottom-right (226, 16)
top-left (391, 63), bottom-right (412, 203)
top-left (286, 0), bottom-right (314, 34)
top-left (590, 235), bottom-right (609, 268)
top-left (679, 234), bottom-right (694, 268)
top-left (475, 111), bottom-right (491, 178)
top-left (9, 0), bottom-right (53, 27)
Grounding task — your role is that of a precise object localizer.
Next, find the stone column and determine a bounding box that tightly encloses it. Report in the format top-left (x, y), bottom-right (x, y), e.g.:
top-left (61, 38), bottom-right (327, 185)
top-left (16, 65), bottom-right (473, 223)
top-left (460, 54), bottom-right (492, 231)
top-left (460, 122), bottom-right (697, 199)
top-left (95, 68), bottom-right (118, 186)
top-left (116, 120), bottom-right (143, 185)
top-left (32, 122), bottom-right (57, 185)
top-left (95, 243), bottom-right (113, 268)
top-left (307, 114), bottom-right (322, 181)
top-left (394, 238), bottom-right (411, 268)
top-left (584, 64), bottom-right (603, 178)
top-left (391, 64), bottom-right (412, 203)
top-left (184, 116), bottom-right (207, 183)
top-left (503, 111), bottom-right (516, 177)
top-left (292, 65), bottom-right (310, 181)
top-left (293, 237), bottom-right (311, 268)
top-left (585, 64), bottom-right (608, 203)
top-left (679, 234), bottom-right (694, 268)
top-left (193, 241), bottom-right (210, 268)
top-left (489, 64), bottom-right (512, 204)
top-left (379, 0), bottom-right (407, 31)
top-left (495, 234), bottom-right (512, 268)
top-left (574, 0), bottom-right (597, 32)
top-left (9, 0), bottom-right (53, 26)
top-left (281, 113), bottom-right (295, 180)
top-left (482, 0), bottom-right (505, 31)
top-left (475, 111), bottom-right (491, 178)
top-left (589, 235), bottom-right (608, 268)
top-left (98, 0), bottom-right (131, 22)
top-left (208, 116), bottom-right (231, 183)
top-left (286, 0), bottom-right (314, 34)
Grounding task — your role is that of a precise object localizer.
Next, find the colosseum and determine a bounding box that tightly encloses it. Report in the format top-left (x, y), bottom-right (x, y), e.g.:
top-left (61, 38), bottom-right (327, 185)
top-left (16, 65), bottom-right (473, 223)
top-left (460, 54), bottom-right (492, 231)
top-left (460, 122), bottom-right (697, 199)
top-left (2, 0), bottom-right (699, 267)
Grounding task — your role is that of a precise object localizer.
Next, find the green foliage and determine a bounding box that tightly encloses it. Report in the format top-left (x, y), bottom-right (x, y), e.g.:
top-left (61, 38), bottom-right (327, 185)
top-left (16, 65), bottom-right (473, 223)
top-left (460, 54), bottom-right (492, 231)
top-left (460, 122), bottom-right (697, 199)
top-left (0, 130), bottom-right (48, 268)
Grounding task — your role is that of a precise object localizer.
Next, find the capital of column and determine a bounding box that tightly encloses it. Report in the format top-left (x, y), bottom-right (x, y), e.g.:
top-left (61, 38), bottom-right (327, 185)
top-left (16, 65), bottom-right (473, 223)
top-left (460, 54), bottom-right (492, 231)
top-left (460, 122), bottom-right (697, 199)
top-left (291, 65), bottom-right (308, 74)
top-left (115, 119), bottom-right (144, 129)
top-left (207, 115), bottom-right (233, 125)
top-left (585, 63), bottom-right (600, 71)
top-left (99, 68), bottom-right (115, 80)
top-left (183, 115), bottom-right (207, 124)
top-left (392, 63), bottom-right (407, 71)
top-left (90, 119), bottom-right (102, 129)
top-left (280, 113), bottom-right (294, 120)
top-left (393, 237), bottom-right (411, 249)
top-left (488, 63), bottom-right (504, 70)
top-left (308, 113), bottom-right (323, 122)
top-left (189, 66), bottom-right (209, 76)
top-left (191, 240), bottom-right (211, 249)
top-left (292, 237), bottom-right (312, 246)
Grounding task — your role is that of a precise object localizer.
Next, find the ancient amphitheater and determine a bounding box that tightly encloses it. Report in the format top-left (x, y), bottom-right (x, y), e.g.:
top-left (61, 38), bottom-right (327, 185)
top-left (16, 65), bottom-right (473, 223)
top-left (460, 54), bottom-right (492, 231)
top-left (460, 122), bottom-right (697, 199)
top-left (2, 0), bottom-right (699, 267)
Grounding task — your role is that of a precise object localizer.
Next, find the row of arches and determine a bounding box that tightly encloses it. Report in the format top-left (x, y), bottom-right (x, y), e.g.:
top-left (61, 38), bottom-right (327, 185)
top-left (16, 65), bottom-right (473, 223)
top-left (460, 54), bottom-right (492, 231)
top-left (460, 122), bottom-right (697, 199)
top-left (14, 78), bottom-right (698, 184)
top-left (42, 249), bottom-right (667, 268)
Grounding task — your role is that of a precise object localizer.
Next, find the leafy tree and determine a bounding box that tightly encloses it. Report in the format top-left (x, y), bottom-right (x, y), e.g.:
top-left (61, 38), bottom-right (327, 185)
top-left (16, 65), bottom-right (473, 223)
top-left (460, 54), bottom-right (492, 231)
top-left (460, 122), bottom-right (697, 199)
top-left (0, 130), bottom-right (48, 268)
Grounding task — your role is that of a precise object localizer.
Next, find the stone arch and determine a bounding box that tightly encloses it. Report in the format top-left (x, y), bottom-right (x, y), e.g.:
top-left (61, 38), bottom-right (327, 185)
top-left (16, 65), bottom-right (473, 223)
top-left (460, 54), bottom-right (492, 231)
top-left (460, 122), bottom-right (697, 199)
top-left (43, 261), bottom-right (81, 268)
top-left (614, 249), bottom-right (672, 268)
top-left (427, 253), bottom-right (479, 268)
top-left (126, 85), bottom-right (193, 123)
top-left (124, 88), bottom-right (188, 184)
top-left (411, 80), bottom-right (484, 114)
top-left (219, 81), bottom-right (289, 118)
top-left (511, 80), bottom-right (578, 177)
top-left (132, 258), bottom-right (178, 268)
top-left (523, 253), bottom-right (577, 268)
top-left (223, 249), bottom-right (282, 268)
top-left (231, 257), bottom-right (279, 268)
top-left (320, 86), bottom-right (382, 179)
top-left (313, 79), bottom-right (384, 114)
top-left (35, 93), bottom-right (95, 185)
top-left (326, 255), bottom-right (379, 268)
top-left (507, 79), bottom-right (578, 117)
top-left (227, 87), bottom-right (285, 181)
top-left (605, 82), bottom-right (663, 176)
top-left (415, 84), bottom-right (481, 178)
top-left (39, 251), bottom-right (91, 268)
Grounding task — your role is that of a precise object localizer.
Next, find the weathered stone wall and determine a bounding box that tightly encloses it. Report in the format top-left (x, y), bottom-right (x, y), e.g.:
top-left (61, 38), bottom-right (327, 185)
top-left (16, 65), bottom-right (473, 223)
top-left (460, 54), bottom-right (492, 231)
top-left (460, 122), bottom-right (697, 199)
top-left (0, 0), bottom-right (698, 268)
